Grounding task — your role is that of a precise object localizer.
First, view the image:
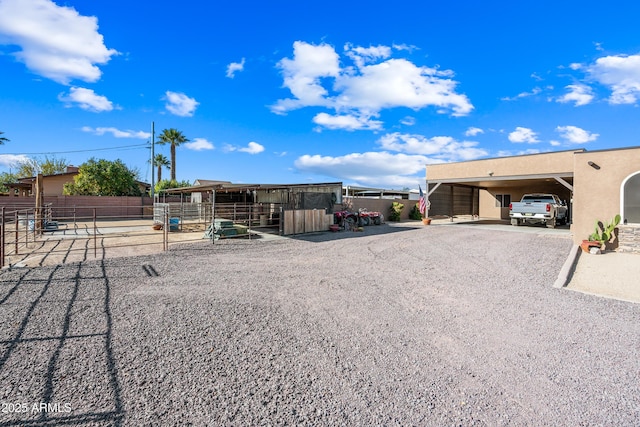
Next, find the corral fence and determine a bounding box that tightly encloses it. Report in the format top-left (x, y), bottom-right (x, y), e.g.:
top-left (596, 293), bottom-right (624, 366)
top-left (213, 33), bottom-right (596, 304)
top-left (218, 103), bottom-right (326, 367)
top-left (0, 201), bottom-right (336, 267)
top-left (153, 202), bottom-right (332, 236)
top-left (0, 203), bottom-right (164, 268)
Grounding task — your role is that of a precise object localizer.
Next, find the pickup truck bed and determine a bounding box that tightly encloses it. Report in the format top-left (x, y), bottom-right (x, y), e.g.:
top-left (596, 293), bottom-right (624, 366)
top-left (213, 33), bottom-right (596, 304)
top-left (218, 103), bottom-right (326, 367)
top-left (509, 194), bottom-right (568, 228)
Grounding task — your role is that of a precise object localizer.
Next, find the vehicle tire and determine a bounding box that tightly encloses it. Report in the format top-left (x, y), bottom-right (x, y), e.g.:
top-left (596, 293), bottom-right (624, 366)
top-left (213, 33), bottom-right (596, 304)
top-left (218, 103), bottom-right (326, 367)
top-left (360, 216), bottom-right (370, 226)
top-left (546, 219), bottom-right (556, 229)
top-left (345, 216), bottom-right (356, 229)
top-left (373, 216), bottom-right (381, 225)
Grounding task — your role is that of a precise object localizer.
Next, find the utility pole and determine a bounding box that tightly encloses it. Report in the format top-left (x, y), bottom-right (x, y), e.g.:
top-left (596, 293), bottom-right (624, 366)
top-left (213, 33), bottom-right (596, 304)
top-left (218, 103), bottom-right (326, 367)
top-left (150, 121), bottom-right (155, 200)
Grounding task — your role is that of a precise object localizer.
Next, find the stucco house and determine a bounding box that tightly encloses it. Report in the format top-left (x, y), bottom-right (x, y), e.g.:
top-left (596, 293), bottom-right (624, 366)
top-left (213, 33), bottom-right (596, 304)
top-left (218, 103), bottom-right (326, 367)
top-left (425, 146), bottom-right (640, 248)
top-left (5, 166), bottom-right (80, 197)
top-left (4, 166), bottom-right (150, 197)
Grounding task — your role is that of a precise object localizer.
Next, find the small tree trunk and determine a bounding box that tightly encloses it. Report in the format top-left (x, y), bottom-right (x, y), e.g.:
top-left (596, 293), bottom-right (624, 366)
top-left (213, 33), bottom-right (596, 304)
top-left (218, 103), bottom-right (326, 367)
top-left (171, 145), bottom-right (176, 181)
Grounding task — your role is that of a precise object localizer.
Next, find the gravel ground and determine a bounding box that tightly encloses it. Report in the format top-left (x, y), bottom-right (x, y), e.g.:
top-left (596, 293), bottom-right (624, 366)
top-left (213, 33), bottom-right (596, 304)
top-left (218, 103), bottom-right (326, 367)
top-left (0, 223), bottom-right (639, 426)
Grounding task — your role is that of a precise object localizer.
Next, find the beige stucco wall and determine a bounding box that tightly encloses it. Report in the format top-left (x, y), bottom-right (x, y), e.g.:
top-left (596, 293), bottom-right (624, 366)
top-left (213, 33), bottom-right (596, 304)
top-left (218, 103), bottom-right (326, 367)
top-left (426, 147), bottom-right (640, 245)
top-left (480, 185), bottom-right (572, 220)
top-left (427, 150), bottom-right (580, 180)
top-left (43, 174), bottom-right (75, 196)
top-left (572, 147), bottom-right (640, 244)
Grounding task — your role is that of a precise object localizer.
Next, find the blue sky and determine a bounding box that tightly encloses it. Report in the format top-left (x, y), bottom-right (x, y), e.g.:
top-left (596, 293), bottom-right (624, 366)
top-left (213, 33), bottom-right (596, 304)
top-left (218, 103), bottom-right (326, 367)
top-left (1, 1), bottom-right (639, 189)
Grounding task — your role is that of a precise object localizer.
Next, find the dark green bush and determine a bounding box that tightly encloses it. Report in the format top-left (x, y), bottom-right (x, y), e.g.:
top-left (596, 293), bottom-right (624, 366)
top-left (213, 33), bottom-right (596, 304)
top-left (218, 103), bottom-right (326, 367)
top-left (409, 203), bottom-right (422, 220)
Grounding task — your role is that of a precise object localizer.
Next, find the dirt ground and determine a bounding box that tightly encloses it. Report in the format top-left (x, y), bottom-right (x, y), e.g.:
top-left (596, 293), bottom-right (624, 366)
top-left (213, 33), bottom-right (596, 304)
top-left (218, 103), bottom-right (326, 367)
top-left (1, 223), bottom-right (638, 425)
top-left (2, 220), bottom-right (216, 268)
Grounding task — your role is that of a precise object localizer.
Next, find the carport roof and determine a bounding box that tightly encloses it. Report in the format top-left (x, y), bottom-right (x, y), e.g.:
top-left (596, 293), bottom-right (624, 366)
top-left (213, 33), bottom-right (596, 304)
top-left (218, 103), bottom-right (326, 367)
top-left (428, 172), bottom-right (574, 189)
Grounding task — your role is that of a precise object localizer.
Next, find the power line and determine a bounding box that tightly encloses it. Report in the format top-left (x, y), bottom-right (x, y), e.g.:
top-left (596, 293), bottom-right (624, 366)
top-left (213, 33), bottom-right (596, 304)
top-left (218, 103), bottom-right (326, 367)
top-left (1, 143), bottom-right (149, 156)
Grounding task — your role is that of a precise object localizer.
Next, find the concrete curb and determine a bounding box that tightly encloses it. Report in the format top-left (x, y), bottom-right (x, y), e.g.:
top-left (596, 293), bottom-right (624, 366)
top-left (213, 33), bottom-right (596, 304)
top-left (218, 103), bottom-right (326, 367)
top-left (553, 244), bottom-right (581, 288)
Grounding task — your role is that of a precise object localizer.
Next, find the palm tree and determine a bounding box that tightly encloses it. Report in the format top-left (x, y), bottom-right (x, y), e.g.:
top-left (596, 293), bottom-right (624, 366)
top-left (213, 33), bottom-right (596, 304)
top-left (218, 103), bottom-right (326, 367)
top-left (153, 154), bottom-right (170, 183)
top-left (0, 131), bottom-right (9, 144)
top-left (156, 128), bottom-right (189, 181)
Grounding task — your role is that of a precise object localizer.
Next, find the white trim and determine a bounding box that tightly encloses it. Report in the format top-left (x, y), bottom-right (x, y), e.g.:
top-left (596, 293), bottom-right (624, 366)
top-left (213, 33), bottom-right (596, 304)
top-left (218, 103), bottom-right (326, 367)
top-left (620, 170), bottom-right (640, 224)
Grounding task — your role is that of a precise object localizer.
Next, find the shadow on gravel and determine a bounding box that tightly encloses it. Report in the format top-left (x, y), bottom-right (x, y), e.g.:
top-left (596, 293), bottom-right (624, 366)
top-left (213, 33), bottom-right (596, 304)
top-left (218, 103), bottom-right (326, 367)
top-left (290, 223), bottom-right (421, 243)
top-left (0, 248), bottom-right (150, 426)
top-left (451, 219), bottom-right (571, 230)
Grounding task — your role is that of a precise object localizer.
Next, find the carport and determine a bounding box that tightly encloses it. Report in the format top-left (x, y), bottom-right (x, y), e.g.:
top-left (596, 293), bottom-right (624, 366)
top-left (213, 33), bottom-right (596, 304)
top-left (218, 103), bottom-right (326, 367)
top-left (425, 150), bottom-right (578, 221)
top-left (425, 146), bottom-right (640, 249)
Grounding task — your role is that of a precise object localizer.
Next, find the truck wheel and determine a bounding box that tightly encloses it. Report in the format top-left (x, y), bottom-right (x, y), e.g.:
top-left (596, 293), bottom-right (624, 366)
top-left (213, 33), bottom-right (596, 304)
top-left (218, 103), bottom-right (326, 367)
top-left (511, 218), bottom-right (520, 226)
top-left (546, 219), bottom-right (556, 229)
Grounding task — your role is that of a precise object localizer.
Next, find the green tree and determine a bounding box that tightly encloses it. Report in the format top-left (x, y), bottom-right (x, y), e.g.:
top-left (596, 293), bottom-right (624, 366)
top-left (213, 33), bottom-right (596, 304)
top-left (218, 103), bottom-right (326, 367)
top-left (153, 154), bottom-right (170, 183)
top-left (154, 179), bottom-right (192, 193)
top-left (16, 156), bottom-right (68, 177)
top-left (156, 128), bottom-right (189, 181)
top-left (0, 131), bottom-right (8, 144)
top-left (0, 171), bottom-right (18, 193)
top-left (63, 158), bottom-right (141, 196)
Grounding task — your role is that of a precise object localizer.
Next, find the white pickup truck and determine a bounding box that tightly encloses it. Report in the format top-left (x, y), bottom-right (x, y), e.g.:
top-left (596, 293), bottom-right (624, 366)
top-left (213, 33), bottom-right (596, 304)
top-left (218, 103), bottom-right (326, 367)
top-left (509, 194), bottom-right (568, 228)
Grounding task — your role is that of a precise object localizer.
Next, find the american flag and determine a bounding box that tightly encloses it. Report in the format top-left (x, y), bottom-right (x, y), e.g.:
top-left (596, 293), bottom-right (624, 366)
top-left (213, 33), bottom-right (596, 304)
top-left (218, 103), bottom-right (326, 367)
top-left (419, 185), bottom-right (427, 215)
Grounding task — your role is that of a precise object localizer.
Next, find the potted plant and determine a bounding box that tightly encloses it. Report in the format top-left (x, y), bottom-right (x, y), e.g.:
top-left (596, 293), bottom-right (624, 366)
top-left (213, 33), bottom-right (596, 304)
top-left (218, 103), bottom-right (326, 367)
top-left (583, 214), bottom-right (621, 252)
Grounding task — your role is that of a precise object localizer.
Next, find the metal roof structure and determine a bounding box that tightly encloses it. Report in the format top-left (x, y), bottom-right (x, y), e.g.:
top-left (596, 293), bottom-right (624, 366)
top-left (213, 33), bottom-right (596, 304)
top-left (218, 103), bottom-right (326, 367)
top-left (159, 180), bottom-right (343, 194)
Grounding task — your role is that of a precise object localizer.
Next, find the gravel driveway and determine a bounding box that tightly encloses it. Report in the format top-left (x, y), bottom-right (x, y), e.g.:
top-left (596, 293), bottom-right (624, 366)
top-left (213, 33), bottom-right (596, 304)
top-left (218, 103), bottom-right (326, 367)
top-left (1, 224), bottom-right (639, 426)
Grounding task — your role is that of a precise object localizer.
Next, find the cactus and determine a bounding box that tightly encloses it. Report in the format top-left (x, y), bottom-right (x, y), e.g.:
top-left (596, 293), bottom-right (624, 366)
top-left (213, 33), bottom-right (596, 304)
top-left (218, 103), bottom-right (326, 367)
top-left (588, 214), bottom-right (621, 243)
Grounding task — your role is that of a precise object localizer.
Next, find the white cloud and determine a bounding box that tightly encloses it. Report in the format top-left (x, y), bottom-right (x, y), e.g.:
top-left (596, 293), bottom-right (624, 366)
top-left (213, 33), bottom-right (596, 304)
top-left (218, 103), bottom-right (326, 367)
top-left (508, 127), bottom-right (539, 143)
top-left (312, 113), bottom-right (383, 131)
top-left (225, 141), bottom-right (264, 154)
top-left (587, 54), bottom-right (640, 104)
top-left (81, 126), bottom-right (150, 139)
top-left (295, 130), bottom-right (488, 188)
top-left (0, 154), bottom-right (30, 168)
top-left (333, 58), bottom-right (471, 116)
top-left (295, 151), bottom-right (429, 188)
top-left (400, 116), bottom-right (416, 126)
top-left (378, 133), bottom-right (487, 161)
top-left (271, 41), bottom-right (473, 130)
top-left (240, 141), bottom-right (264, 154)
top-left (344, 43), bottom-right (392, 68)
top-left (464, 127), bottom-right (484, 137)
top-left (549, 140), bottom-right (562, 146)
top-left (271, 41), bottom-right (340, 114)
top-left (501, 87), bottom-right (542, 101)
top-left (164, 91), bottom-right (199, 117)
top-left (496, 149), bottom-right (542, 157)
top-left (184, 138), bottom-right (214, 151)
top-left (0, 0), bottom-right (118, 84)
top-left (392, 43), bottom-right (418, 53)
top-left (557, 84), bottom-right (594, 106)
top-left (59, 87), bottom-right (114, 112)
top-left (555, 125), bottom-right (599, 144)
top-left (226, 58), bottom-right (245, 78)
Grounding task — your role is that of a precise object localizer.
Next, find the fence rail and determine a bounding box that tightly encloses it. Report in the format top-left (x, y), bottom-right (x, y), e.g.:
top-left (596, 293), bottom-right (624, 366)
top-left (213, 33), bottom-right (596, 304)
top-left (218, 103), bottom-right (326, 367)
top-left (1, 202), bottom-right (335, 268)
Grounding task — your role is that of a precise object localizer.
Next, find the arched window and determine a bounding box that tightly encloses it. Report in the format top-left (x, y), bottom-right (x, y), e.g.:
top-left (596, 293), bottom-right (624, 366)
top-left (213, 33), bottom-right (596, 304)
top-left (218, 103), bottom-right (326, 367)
top-left (622, 172), bottom-right (640, 224)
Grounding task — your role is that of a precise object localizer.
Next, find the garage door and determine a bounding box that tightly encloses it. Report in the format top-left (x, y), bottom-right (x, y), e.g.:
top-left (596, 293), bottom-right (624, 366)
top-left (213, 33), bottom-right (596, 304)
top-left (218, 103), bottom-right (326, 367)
top-left (429, 185), bottom-right (478, 217)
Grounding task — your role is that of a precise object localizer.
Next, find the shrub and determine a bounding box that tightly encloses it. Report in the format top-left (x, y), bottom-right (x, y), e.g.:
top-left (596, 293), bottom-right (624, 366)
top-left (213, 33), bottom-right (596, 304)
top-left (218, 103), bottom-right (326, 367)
top-left (388, 202), bottom-right (404, 221)
top-left (409, 203), bottom-right (422, 220)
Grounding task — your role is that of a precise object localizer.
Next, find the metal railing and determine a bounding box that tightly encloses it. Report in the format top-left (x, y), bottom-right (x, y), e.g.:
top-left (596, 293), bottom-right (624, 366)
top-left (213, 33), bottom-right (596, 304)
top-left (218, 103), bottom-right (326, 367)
top-left (0, 202), bottom-right (290, 268)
